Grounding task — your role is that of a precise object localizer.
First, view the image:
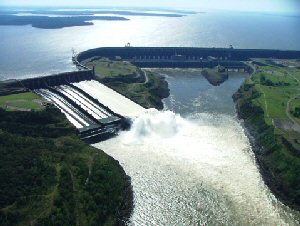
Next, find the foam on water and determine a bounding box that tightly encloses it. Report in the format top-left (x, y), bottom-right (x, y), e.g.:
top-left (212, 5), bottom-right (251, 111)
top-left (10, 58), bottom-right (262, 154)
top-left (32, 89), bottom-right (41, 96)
top-left (94, 109), bottom-right (300, 225)
top-left (123, 109), bottom-right (185, 143)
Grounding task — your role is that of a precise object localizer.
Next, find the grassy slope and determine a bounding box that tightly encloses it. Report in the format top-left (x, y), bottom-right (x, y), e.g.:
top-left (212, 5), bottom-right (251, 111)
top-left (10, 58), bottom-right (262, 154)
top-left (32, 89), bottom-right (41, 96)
top-left (0, 104), bottom-right (129, 226)
top-left (0, 92), bottom-right (44, 111)
top-left (83, 58), bottom-right (169, 110)
top-left (290, 98), bottom-right (300, 125)
top-left (252, 69), bottom-right (299, 125)
top-left (104, 71), bottom-right (169, 109)
top-left (85, 58), bottom-right (138, 78)
top-left (234, 60), bottom-right (300, 209)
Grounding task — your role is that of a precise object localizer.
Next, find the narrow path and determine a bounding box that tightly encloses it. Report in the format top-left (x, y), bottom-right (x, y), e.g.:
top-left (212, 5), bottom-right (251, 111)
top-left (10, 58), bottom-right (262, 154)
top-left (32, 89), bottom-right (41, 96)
top-left (285, 71), bottom-right (300, 126)
top-left (68, 167), bottom-right (80, 226)
top-left (30, 164), bottom-right (61, 225)
top-left (257, 84), bottom-right (270, 118)
top-left (85, 157), bottom-right (93, 186)
top-left (286, 94), bottom-right (300, 125)
top-left (142, 70), bottom-right (149, 84)
top-left (245, 62), bottom-right (269, 117)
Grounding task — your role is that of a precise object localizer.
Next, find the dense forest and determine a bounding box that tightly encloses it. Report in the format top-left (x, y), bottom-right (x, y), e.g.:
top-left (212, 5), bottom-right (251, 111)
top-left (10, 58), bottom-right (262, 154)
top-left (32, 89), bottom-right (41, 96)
top-left (0, 107), bottom-right (132, 226)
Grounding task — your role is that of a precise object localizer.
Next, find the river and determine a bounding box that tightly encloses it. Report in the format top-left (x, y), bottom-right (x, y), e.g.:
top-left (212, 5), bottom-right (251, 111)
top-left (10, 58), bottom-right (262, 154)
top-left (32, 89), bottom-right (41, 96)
top-left (94, 69), bottom-right (300, 225)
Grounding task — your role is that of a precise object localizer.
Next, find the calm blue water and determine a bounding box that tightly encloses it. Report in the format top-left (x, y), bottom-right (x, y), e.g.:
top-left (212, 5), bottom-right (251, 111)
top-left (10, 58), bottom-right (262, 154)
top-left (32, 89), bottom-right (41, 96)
top-left (0, 11), bottom-right (300, 80)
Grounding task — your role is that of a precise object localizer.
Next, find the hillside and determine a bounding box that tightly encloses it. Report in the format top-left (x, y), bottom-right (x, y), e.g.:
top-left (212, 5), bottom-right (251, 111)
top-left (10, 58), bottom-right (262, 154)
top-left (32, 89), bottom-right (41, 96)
top-left (0, 100), bottom-right (132, 226)
top-left (234, 59), bottom-right (300, 210)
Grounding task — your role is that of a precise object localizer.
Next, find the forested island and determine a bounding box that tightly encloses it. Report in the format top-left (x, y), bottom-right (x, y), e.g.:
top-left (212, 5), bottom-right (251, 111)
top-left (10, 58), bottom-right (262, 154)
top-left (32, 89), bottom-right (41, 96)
top-left (0, 14), bottom-right (129, 29)
top-left (234, 58), bottom-right (300, 210)
top-left (0, 9), bottom-right (189, 29)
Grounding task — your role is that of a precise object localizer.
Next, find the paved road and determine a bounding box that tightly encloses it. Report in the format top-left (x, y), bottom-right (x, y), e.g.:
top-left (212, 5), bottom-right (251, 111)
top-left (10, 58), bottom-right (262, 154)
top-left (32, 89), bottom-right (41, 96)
top-left (142, 70), bottom-right (149, 84)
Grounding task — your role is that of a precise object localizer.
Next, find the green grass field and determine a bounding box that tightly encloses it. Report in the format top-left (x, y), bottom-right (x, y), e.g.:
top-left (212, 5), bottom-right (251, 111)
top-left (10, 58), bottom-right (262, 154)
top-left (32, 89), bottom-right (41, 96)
top-left (248, 62), bottom-right (300, 126)
top-left (82, 57), bottom-right (169, 109)
top-left (290, 97), bottom-right (300, 125)
top-left (236, 60), bottom-right (300, 208)
top-left (85, 58), bottom-right (138, 77)
top-left (0, 92), bottom-right (44, 111)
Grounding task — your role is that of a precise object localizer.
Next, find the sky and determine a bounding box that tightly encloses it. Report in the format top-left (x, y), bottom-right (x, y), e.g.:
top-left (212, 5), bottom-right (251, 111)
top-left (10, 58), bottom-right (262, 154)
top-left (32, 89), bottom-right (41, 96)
top-left (1, 0), bottom-right (300, 13)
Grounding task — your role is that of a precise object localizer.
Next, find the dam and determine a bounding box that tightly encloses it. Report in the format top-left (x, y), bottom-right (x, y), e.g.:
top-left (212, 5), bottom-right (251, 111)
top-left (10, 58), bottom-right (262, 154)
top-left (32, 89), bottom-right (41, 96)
top-left (76, 47), bottom-right (300, 72)
top-left (17, 47), bottom-right (300, 143)
top-left (20, 70), bottom-right (145, 143)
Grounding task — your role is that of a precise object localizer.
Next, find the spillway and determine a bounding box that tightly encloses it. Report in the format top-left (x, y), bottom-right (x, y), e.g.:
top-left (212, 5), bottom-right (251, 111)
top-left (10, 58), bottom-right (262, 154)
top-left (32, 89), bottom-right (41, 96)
top-left (73, 80), bottom-right (145, 117)
top-left (54, 85), bottom-right (112, 120)
top-left (36, 89), bottom-right (90, 128)
top-left (35, 79), bottom-right (139, 143)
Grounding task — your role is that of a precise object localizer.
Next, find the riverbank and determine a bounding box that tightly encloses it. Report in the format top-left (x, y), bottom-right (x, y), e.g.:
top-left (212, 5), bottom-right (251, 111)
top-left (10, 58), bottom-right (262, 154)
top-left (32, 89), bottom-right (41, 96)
top-left (233, 59), bottom-right (300, 211)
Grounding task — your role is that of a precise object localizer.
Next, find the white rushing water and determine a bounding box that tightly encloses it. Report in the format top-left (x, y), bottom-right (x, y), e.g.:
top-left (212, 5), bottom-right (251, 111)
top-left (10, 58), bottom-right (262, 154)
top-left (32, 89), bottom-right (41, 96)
top-left (55, 85), bottom-right (112, 120)
top-left (35, 80), bottom-right (145, 129)
top-left (94, 109), bottom-right (299, 225)
top-left (35, 89), bottom-right (89, 128)
top-left (73, 80), bottom-right (145, 117)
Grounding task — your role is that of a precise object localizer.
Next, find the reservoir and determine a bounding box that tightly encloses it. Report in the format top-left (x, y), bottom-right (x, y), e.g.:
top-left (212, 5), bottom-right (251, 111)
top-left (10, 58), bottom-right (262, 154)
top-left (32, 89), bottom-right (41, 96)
top-left (1, 11), bottom-right (300, 80)
top-left (94, 69), bottom-right (300, 225)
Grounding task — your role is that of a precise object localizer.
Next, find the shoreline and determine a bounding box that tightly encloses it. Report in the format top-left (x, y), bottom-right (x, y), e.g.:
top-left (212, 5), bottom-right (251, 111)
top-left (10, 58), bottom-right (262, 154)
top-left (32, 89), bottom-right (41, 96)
top-left (106, 153), bottom-right (134, 226)
top-left (233, 85), bottom-right (300, 212)
top-left (235, 108), bottom-right (300, 212)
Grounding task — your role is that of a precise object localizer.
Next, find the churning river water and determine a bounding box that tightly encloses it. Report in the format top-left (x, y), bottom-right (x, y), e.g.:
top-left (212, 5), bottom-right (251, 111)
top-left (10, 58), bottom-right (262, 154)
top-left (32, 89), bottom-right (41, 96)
top-left (94, 69), bottom-right (300, 225)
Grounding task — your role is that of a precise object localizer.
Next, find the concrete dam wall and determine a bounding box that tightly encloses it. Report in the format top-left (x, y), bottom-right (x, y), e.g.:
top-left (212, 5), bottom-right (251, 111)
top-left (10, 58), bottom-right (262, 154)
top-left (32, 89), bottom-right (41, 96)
top-left (77, 47), bottom-right (300, 63)
top-left (21, 70), bottom-right (94, 90)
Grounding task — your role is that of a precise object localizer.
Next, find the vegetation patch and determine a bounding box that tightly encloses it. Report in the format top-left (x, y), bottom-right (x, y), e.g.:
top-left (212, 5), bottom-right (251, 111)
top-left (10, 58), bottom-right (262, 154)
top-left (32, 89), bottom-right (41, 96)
top-left (201, 67), bottom-right (228, 86)
top-left (0, 92), bottom-right (44, 111)
top-left (102, 71), bottom-right (169, 109)
top-left (84, 58), bottom-right (139, 78)
top-left (291, 98), bottom-right (300, 123)
top-left (233, 60), bottom-right (300, 210)
top-left (82, 58), bottom-right (170, 109)
top-left (0, 106), bottom-right (131, 226)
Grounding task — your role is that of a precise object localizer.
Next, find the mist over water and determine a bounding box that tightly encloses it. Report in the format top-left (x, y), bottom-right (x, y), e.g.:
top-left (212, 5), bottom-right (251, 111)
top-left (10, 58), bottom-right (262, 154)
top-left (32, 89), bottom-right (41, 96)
top-left (94, 70), bottom-right (300, 225)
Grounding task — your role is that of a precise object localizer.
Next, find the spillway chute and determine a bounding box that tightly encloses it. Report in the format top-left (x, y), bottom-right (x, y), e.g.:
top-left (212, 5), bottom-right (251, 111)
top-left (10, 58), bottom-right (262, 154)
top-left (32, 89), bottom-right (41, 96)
top-left (34, 79), bottom-right (142, 143)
